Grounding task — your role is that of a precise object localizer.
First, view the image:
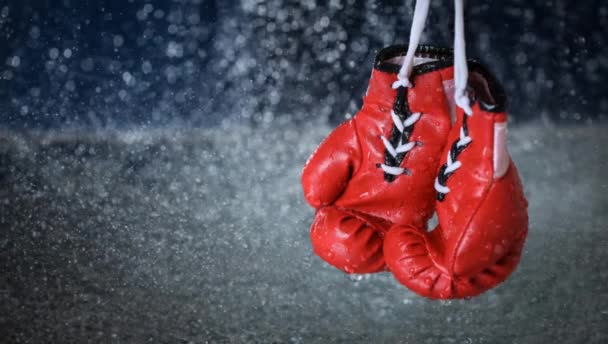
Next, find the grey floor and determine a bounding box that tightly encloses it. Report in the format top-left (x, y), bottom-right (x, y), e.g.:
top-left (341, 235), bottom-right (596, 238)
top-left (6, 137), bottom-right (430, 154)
top-left (1, 121), bottom-right (606, 343)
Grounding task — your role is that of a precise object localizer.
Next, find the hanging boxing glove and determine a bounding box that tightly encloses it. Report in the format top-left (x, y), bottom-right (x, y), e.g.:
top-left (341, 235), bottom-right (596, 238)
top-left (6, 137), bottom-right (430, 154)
top-left (301, 0), bottom-right (457, 275)
top-left (302, 44), bottom-right (458, 274)
top-left (383, 0), bottom-right (528, 298)
top-left (383, 66), bottom-right (528, 298)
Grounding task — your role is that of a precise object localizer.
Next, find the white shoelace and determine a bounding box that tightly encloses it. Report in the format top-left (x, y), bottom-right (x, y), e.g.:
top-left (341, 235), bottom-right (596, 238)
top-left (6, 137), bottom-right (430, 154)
top-left (380, 1), bottom-right (430, 177)
top-left (392, 0), bottom-right (431, 89)
top-left (379, 111), bottom-right (421, 175)
top-left (453, 0), bottom-right (473, 116)
top-left (435, 0), bottom-right (473, 195)
top-left (393, 0), bottom-right (470, 115)
top-left (385, 0), bottom-right (473, 185)
top-left (434, 125), bottom-right (471, 194)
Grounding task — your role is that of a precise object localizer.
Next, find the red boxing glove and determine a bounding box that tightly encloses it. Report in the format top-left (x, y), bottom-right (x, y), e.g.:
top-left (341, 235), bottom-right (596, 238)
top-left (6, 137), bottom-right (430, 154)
top-left (302, 45), bottom-right (456, 274)
top-left (302, 45), bottom-right (528, 299)
top-left (384, 63), bottom-right (529, 299)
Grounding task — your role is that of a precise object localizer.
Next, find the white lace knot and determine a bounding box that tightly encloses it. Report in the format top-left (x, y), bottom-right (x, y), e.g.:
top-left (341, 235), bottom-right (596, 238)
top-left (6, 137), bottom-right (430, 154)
top-left (380, 164), bottom-right (409, 176)
top-left (392, 76), bottom-right (412, 89)
top-left (434, 177), bottom-right (450, 194)
top-left (457, 126), bottom-right (472, 147)
top-left (380, 111), bottom-right (421, 176)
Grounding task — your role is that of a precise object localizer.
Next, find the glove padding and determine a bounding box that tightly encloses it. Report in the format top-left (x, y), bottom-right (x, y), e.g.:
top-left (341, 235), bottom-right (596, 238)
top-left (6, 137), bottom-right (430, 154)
top-left (302, 52), bottom-right (454, 274)
top-left (384, 67), bottom-right (529, 299)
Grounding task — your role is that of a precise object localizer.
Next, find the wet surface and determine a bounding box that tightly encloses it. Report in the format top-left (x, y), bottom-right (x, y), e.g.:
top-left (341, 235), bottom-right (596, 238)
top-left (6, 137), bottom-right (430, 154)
top-left (1, 122), bottom-right (607, 343)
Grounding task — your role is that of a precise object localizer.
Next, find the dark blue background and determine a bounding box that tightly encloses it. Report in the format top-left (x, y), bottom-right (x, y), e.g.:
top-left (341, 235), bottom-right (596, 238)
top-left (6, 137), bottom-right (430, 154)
top-left (0, 0), bottom-right (606, 129)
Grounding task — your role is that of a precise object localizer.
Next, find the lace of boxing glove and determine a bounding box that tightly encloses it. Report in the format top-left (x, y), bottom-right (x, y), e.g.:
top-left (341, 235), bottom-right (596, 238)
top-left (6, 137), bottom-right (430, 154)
top-left (384, 0), bottom-right (529, 299)
top-left (378, 0), bottom-right (430, 179)
top-left (435, 0), bottom-right (473, 197)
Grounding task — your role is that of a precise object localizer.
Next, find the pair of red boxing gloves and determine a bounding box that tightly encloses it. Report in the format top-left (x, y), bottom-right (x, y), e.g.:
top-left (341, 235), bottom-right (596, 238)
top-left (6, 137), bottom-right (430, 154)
top-left (301, 45), bottom-right (528, 299)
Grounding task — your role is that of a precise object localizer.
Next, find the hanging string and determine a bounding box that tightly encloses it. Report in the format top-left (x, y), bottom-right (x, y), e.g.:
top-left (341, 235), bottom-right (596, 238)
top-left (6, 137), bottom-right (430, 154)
top-left (453, 0), bottom-right (472, 115)
top-left (392, 0), bottom-right (431, 89)
top-left (394, 0), bottom-right (471, 116)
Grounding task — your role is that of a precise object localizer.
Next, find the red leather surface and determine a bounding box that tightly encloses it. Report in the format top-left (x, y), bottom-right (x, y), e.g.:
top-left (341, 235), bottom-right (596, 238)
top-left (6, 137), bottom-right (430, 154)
top-left (384, 103), bottom-right (529, 299)
top-left (303, 67), bottom-right (453, 228)
top-left (302, 56), bottom-right (528, 298)
top-left (302, 120), bottom-right (361, 209)
top-left (310, 207), bottom-right (390, 274)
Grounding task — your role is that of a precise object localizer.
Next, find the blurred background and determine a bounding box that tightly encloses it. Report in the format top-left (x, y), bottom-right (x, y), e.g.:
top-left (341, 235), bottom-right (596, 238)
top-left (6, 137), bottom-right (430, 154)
top-left (0, 1), bottom-right (607, 343)
top-left (0, 0), bottom-right (606, 129)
